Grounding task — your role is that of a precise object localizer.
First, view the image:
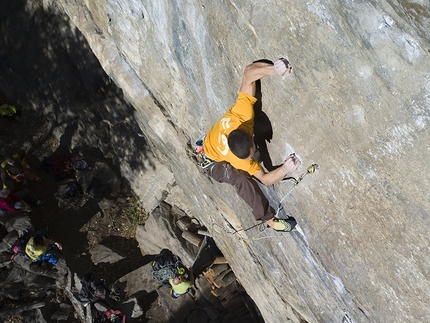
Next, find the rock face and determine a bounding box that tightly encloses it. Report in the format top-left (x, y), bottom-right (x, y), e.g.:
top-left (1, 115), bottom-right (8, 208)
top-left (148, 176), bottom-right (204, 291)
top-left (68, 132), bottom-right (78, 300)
top-left (2, 0), bottom-right (430, 322)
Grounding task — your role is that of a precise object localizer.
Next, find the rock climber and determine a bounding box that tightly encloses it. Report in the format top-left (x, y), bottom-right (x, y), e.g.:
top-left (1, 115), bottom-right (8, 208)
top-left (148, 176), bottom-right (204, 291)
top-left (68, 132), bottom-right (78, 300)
top-left (202, 58), bottom-right (301, 232)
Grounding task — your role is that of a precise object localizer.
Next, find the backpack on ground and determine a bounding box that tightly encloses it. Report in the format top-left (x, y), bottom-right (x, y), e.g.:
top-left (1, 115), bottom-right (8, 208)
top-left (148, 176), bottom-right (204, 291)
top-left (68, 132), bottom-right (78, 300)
top-left (151, 249), bottom-right (188, 284)
top-left (36, 247), bottom-right (58, 265)
top-left (93, 308), bottom-right (126, 323)
top-left (100, 309), bottom-right (126, 323)
top-left (40, 155), bottom-right (75, 180)
top-left (78, 273), bottom-right (108, 303)
top-left (10, 231), bottom-right (31, 260)
top-left (71, 156), bottom-right (91, 171)
top-left (0, 103), bottom-right (20, 118)
top-left (64, 181), bottom-right (83, 200)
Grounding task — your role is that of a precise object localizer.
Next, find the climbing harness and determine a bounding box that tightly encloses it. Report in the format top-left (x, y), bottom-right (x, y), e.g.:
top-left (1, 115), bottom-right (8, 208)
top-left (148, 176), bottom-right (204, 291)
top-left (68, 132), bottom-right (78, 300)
top-left (187, 134), bottom-right (216, 169)
top-left (109, 285), bottom-right (121, 302)
top-left (189, 134), bottom-right (319, 240)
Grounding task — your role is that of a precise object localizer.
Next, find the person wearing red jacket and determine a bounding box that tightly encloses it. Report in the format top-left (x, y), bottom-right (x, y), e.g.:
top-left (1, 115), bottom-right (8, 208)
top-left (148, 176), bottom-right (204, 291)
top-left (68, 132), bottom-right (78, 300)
top-left (0, 188), bottom-right (45, 213)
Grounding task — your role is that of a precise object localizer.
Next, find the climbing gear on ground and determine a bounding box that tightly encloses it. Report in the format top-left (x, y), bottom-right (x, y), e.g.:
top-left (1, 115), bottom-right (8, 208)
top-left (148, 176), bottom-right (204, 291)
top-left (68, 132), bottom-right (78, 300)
top-left (109, 285), bottom-right (121, 302)
top-left (36, 246), bottom-right (58, 265)
top-left (78, 273), bottom-right (108, 304)
top-left (92, 307), bottom-right (126, 323)
top-left (40, 155), bottom-right (75, 180)
top-left (71, 156), bottom-right (91, 171)
top-left (36, 176), bottom-right (42, 182)
top-left (151, 249), bottom-right (188, 283)
top-left (10, 230), bottom-right (31, 260)
top-left (188, 134), bottom-right (216, 169)
top-left (64, 181), bottom-right (83, 200)
top-left (102, 309), bottom-right (126, 323)
top-left (0, 103), bottom-right (20, 118)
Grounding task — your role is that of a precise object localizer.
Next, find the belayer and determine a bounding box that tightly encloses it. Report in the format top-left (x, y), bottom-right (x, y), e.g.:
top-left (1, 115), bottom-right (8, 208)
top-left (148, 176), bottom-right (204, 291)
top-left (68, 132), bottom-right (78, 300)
top-left (199, 58), bottom-right (300, 232)
top-left (152, 249), bottom-right (194, 298)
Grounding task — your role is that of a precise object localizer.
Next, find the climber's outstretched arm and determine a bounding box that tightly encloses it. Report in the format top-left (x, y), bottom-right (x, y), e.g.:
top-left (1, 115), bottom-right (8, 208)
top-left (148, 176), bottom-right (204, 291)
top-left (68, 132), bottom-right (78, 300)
top-left (239, 59), bottom-right (291, 96)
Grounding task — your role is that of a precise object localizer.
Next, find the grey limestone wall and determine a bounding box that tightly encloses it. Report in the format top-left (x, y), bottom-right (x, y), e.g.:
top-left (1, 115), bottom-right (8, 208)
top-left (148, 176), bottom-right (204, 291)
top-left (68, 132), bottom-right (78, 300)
top-left (56, 0), bottom-right (429, 322)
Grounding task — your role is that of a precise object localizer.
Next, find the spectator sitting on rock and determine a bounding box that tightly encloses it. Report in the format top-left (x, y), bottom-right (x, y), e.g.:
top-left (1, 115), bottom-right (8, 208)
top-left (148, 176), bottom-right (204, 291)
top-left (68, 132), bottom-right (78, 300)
top-left (169, 268), bottom-right (195, 298)
top-left (25, 230), bottom-right (62, 271)
top-left (0, 188), bottom-right (46, 213)
top-left (1, 150), bottom-right (42, 187)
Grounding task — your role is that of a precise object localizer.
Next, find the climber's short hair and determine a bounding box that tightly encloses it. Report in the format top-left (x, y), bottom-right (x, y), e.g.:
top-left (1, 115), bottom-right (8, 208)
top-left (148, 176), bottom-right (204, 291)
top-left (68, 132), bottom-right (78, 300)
top-left (33, 234), bottom-right (45, 246)
top-left (228, 129), bottom-right (253, 159)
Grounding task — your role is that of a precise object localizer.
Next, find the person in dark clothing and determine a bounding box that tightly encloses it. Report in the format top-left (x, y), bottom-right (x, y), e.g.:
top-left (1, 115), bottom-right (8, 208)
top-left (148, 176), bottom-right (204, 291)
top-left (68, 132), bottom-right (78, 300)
top-left (0, 188), bottom-right (45, 213)
top-left (1, 150), bottom-right (42, 188)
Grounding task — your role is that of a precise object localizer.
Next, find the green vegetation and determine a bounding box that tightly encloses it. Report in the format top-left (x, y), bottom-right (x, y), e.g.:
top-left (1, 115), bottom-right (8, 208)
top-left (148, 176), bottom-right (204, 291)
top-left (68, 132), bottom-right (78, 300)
top-left (118, 199), bottom-right (149, 238)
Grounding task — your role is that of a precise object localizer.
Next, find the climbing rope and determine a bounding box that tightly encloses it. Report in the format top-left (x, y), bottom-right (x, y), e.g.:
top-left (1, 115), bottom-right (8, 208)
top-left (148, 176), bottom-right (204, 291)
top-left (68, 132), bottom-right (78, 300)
top-left (275, 163), bottom-right (319, 217)
top-left (207, 216), bottom-right (269, 242)
top-left (151, 257), bottom-right (187, 282)
top-left (207, 164), bottom-right (319, 241)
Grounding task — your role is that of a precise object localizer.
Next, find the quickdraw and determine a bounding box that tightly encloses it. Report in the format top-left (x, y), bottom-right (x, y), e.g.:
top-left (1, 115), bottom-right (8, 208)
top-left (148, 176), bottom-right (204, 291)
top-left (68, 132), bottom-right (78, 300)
top-left (189, 149), bottom-right (215, 169)
top-left (275, 163), bottom-right (319, 217)
top-left (189, 132), bottom-right (319, 240)
top-left (207, 163), bottom-right (319, 241)
top-left (187, 134), bottom-right (215, 169)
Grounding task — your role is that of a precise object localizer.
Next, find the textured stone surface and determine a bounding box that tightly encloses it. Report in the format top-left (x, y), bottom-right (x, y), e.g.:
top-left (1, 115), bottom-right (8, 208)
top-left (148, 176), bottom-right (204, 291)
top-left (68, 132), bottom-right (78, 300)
top-left (135, 202), bottom-right (195, 266)
top-left (3, 0), bottom-right (430, 322)
top-left (116, 263), bottom-right (161, 298)
top-left (89, 244), bottom-right (125, 265)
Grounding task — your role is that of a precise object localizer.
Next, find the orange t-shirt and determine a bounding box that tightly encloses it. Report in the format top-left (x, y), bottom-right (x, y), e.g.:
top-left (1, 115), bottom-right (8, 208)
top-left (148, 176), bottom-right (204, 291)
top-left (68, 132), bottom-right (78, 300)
top-left (203, 92), bottom-right (262, 175)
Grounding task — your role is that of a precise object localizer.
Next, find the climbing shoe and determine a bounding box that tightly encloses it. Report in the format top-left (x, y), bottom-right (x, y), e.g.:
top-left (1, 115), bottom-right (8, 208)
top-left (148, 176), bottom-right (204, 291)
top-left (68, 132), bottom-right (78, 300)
top-left (272, 217), bottom-right (297, 232)
top-left (22, 180), bottom-right (28, 187)
top-left (272, 218), bottom-right (292, 232)
top-left (36, 177), bottom-right (42, 182)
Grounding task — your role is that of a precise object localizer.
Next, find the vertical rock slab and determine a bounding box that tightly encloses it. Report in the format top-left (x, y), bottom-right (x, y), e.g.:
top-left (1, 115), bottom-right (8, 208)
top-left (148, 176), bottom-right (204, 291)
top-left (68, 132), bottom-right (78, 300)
top-left (45, 0), bottom-right (430, 322)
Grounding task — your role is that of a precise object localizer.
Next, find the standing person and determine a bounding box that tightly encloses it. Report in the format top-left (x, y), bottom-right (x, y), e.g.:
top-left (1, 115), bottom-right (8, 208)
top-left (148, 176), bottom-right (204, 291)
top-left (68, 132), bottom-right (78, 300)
top-left (202, 58), bottom-right (300, 232)
top-left (1, 150), bottom-right (42, 188)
